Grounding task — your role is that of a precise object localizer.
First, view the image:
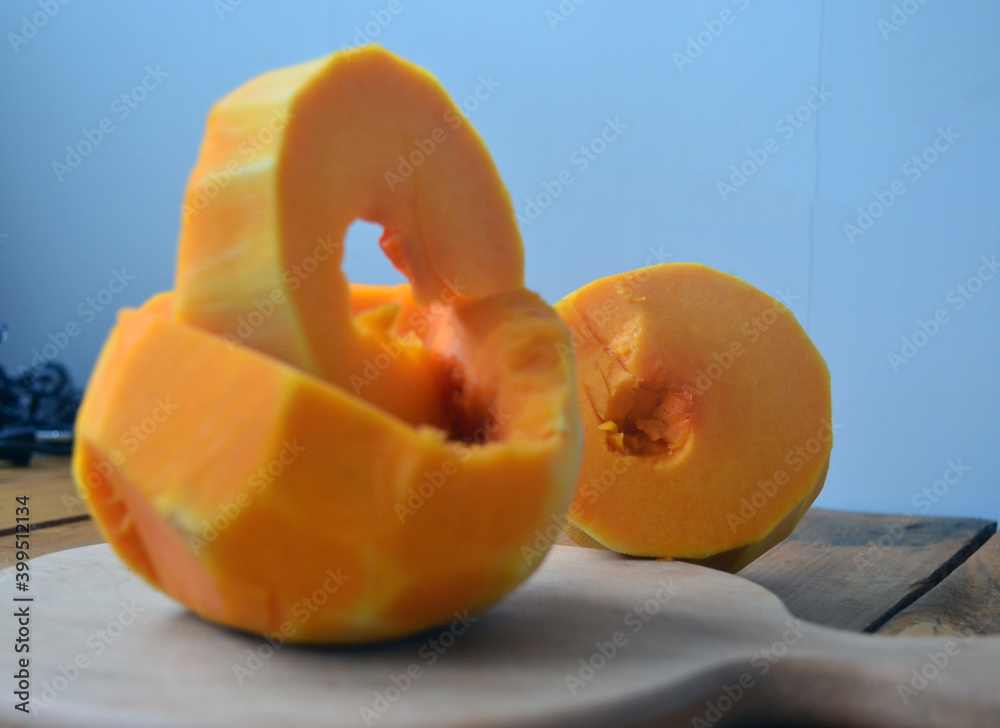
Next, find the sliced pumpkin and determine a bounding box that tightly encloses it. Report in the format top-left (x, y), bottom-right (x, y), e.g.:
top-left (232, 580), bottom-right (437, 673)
top-left (555, 263), bottom-right (831, 572)
top-left (175, 45), bottom-right (524, 428)
top-left (73, 47), bottom-right (582, 643)
top-left (75, 300), bottom-right (578, 642)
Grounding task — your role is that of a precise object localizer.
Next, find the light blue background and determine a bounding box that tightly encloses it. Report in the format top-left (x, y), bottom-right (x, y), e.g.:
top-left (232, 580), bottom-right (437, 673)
top-left (1, 1), bottom-right (997, 520)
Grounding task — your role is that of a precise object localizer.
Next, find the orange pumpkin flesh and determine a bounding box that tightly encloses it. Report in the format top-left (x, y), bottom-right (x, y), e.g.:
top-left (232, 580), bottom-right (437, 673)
top-left (175, 45), bottom-right (524, 429)
top-left (72, 47), bottom-right (581, 644)
top-left (555, 263), bottom-right (831, 572)
top-left (76, 297), bottom-right (577, 643)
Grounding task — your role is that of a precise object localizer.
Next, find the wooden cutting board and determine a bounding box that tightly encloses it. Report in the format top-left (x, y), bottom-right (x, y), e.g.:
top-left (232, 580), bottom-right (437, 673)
top-left (4, 544), bottom-right (999, 727)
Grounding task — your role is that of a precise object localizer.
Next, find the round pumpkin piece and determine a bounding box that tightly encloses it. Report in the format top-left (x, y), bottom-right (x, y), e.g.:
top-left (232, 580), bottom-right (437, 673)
top-left (555, 263), bottom-right (832, 572)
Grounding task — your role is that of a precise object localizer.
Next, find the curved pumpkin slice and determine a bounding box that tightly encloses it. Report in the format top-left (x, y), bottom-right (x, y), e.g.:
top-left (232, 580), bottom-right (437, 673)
top-left (555, 263), bottom-right (832, 572)
top-left (139, 291), bottom-right (175, 318)
top-left (73, 301), bottom-right (579, 643)
top-left (175, 46), bottom-right (523, 428)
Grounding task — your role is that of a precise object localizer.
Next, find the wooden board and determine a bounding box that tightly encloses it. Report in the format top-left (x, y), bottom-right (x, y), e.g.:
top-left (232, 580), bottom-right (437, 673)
top-left (0, 456), bottom-right (87, 528)
top-left (4, 544), bottom-right (1000, 727)
top-left (878, 534), bottom-right (1000, 637)
top-left (0, 518), bottom-right (104, 574)
top-left (739, 509), bottom-right (997, 631)
top-left (3, 458), bottom-right (999, 641)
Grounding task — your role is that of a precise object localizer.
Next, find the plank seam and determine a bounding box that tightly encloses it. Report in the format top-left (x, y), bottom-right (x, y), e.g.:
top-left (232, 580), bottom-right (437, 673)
top-left (862, 520), bottom-right (998, 633)
top-left (0, 513), bottom-right (92, 538)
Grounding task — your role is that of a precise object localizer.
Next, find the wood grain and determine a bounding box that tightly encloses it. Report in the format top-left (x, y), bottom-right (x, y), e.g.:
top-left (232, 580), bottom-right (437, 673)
top-left (4, 544), bottom-right (1000, 728)
top-left (739, 509), bottom-right (997, 632)
top-left (0, 455), bottom-right (85, 530)
top-left (0, 518), bottom-right (104, 575)
top-left (3, 457), bottom-right (998, 639)
top-left (877, 534), bottom-right (1000, 637)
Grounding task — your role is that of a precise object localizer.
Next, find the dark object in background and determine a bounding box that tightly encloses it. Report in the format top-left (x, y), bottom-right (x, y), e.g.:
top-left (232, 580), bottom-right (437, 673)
top-left (0, 427), bottom-right (75, 465)
top-left (0, 323), bottom-right (81, 465)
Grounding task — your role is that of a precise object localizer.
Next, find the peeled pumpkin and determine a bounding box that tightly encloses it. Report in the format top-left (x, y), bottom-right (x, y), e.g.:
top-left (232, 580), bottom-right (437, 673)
top-left (175, 44), bottom-right (524, 429)
top-left (555, 263), bottom-right (832, 572)
top-left (73, 47), bottom-right (582, 643)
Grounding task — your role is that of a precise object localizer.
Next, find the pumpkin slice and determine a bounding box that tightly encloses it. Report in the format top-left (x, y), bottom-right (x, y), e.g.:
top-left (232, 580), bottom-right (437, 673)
top-left (555, 263), bottom-right (831, 572)
top-left (74, 296), bottom-right (579, 643)
top-left (175, 45), bottom-right (524, 428)
top-left (73, 47), bottom-right (582, 644)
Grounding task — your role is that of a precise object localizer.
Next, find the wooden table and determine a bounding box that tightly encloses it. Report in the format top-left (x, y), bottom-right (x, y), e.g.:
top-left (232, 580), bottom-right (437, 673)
top-left (3, 455), bottom-right (1000, 728)
top-left (3, 456), bottom-right (997, 638)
